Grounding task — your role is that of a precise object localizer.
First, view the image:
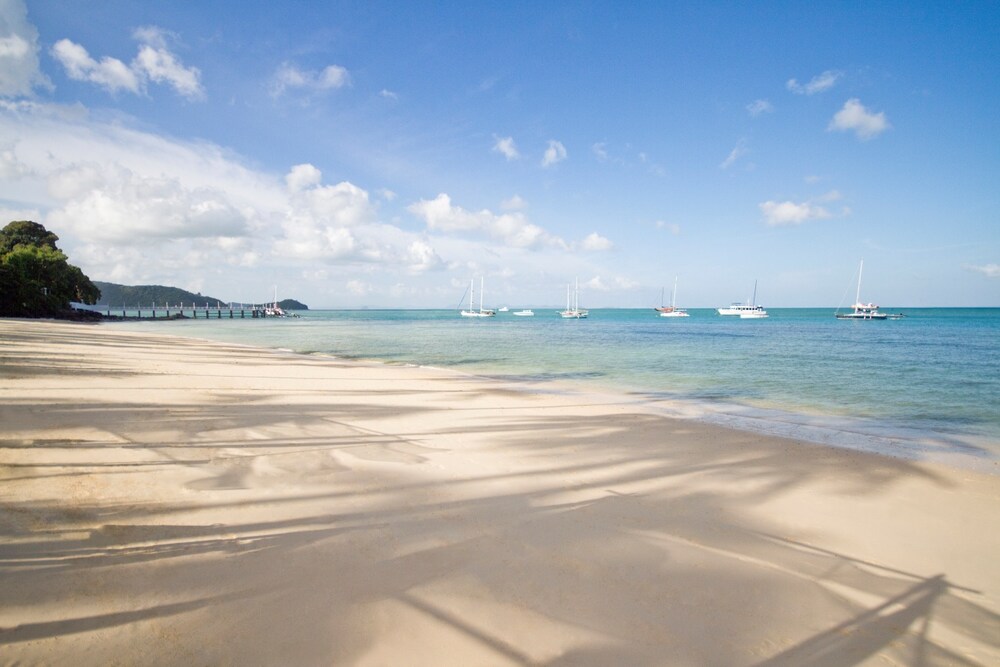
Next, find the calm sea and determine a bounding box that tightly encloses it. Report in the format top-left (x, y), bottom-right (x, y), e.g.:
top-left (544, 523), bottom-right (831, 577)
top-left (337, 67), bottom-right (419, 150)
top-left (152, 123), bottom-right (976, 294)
top-left (111, 308), bottom-right (1000, 471)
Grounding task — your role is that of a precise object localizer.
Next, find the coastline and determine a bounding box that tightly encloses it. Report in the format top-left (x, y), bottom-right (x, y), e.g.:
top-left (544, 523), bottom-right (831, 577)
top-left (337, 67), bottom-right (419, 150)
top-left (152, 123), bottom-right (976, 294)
top-left (1, 319), bottom-right (998, 664)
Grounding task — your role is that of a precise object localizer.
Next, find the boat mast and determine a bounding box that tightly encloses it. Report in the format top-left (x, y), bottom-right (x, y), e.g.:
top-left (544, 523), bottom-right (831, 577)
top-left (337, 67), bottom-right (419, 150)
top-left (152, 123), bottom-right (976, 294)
top-left (672, 276), bottom-right (678, 308)
top-left (856, 259), bottom-right (864, 305)
top-left (479, 276), bottom-right (485, 313)
top-left (751, 280), bottom-right (758, 307)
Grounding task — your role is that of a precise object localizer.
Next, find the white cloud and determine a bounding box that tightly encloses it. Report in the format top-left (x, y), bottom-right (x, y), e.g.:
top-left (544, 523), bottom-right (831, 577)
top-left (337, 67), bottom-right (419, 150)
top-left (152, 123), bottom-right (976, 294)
top-left (132, 27), bottom-right (204, 100)
top-left (0, 101), bottom-right (451, 286)
top-left (541, 139), bottom-right (567, 167)
top-left (787, 69), bottom-right (842, 95)
top-left (271, 62), bottom-right (350, 97)
top-left (50, 27), bottom-right (203, 99)
top-left (720, 140), bottom-right (748, 169)
top-left (758, 198), bottom-right (833, 227)
top-left (346, 279), bottom-right (370, 295)
top-left (46, 162), bottom-right (251, 243)
top-left (51, 39), bottom-right (141, 94)
top-left (285, 163), bottom-right (322, 192)
top-left (287, 164), bottom-right (376, 228)
top-left (407, 193), bottom-right (563, 249)
top-left (500, 194), bottom-right (527, 210)
top-left (579, 232), bottom-right (613, 251)
top-left (746, 99), bottom-right (774, 116)
top-left (967, 263), bottom-right (1000, 278)
top-left (379, 89), bottom-right (398, 100)
top-left (492, 135), bottom-right (520, 160)
top-left (655, 220), bottom-right (681, 235)
top-left (592, 142), bottom-right (608, 161)
top-left (0, 141), bottom-right (30, 178)
top-left (828, 98), bottom-right (890, 140)
top-left (0, 0), bottom-right (51, 97)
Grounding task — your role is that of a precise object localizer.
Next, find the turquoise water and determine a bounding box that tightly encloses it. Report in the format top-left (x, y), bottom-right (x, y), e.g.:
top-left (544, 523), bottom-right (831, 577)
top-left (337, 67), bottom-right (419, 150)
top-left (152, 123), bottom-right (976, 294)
top-left (113, 308), bottom-right (1000, 468)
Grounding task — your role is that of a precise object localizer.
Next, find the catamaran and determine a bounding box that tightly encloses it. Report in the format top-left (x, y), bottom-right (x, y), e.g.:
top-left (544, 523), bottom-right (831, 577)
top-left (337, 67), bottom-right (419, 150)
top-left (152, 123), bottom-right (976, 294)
top-left (559, 278), bottom-right (588, 319)
top-left (835, 260), bottom-right (895, 320)
top-left (658, 276), bottom-right (689, 318)
top-left (460, 277), bottom-right (496, 317)
top-left (718, 281), bottom-right (767, 318)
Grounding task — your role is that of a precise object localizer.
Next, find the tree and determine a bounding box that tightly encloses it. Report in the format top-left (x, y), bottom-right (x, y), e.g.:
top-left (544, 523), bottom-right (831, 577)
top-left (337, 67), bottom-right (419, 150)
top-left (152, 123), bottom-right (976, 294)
top-left (0, 221), bottom-right (60, 254)
top-left (0, 221), bottom-right (100, 317)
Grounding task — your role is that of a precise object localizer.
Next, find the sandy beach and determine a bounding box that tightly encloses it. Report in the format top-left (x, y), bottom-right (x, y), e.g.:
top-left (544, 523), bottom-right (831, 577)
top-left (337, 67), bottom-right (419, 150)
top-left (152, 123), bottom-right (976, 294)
top-left (1, 319), bottom-right (998, 665)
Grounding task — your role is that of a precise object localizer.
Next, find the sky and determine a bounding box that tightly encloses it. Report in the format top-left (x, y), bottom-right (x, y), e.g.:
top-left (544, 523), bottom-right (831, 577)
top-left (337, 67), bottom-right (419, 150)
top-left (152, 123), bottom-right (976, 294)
top-left (1, 0), bottom-right (998, 308)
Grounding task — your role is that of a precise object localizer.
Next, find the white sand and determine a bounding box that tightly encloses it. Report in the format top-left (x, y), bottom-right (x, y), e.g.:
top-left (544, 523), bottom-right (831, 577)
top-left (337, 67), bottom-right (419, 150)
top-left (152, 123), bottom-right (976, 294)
top-left (1, 319), bottom-right (998, 665)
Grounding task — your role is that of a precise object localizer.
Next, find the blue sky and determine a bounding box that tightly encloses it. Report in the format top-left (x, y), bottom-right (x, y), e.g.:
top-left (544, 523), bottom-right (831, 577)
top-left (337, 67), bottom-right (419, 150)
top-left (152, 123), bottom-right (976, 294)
top-left (2, 0), bottom-right (998, 307)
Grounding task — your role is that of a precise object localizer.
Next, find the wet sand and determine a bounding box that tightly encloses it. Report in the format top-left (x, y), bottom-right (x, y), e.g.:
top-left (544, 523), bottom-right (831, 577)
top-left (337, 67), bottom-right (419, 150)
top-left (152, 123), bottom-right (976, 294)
top-left (1, 319), bottom-right (998, 665)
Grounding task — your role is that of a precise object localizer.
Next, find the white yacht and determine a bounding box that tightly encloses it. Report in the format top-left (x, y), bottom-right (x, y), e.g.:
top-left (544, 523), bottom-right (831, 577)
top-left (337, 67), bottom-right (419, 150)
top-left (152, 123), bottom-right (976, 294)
top-left (718, 281), bottom-right (768, 318)
top-left (512, 309), bottom-right (534, 317)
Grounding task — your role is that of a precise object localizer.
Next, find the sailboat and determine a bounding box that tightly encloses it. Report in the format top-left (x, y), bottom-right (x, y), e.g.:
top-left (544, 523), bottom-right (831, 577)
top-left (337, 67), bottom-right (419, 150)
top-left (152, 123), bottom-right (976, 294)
top-left (559, 278), bottom-right (588, 319)
top-left (835, 260), bottom-right (893, 320)
top-left (718, 280), bottom-right (767, 318)
top-left (658, 276), bottom-right (689, 318)
top-left (460, 277), bottom-right (496, 317)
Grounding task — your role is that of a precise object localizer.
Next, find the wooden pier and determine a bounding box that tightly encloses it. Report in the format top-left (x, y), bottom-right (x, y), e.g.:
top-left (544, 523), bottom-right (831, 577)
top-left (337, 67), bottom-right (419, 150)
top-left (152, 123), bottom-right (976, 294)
top-left (95, 303), bottom-right (292, 320)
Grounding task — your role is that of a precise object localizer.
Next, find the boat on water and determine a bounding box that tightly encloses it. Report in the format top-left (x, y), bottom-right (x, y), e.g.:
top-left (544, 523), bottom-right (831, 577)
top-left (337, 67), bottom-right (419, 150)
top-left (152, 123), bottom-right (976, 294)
top-left (512, 309), bottom-right (534, 317)
top-left (559, 279), bottom-right (588, 319)
top-left (835, 260), bottom-right (900, 320)
top-left (498, 306), bottom-right (509, 312)
top-left (718, 281), bottom-right (768, 318)
top-left (460, 277), bottom-right (496, 317)
top-left (658, 277), bottom-right (689, 318)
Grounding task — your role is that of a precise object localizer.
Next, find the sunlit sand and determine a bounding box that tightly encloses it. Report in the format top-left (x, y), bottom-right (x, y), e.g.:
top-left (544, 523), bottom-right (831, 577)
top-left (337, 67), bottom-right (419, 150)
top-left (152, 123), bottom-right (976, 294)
top-left (1, 320), bottom-right (997, 665)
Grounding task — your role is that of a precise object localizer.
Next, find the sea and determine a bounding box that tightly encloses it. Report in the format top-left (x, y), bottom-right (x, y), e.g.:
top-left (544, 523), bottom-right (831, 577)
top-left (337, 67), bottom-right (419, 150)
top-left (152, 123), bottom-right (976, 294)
top-left (109, 307), bottom-right (1000, 472)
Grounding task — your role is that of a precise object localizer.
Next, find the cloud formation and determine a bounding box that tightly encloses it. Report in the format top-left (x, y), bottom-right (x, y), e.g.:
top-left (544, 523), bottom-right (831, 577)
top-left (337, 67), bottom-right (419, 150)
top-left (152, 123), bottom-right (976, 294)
top-left (541, 139), bottom-right (567, 167)
top-left (786, 70), bottom-right (842, 95)
top-left (758, 193), bottom-right (843, 227)
top-left (271, 62), bottom-right (351, 97)
top-left (51, 27), bottom-right (204, 99)
top-left (720, 140), bottom-right (748, 169)
top-left (828, 98), bottom-right (890, 140)
top-left (0, 0), bottom-right (52, 97)
top-left (746, 99), bottom-right (773, 116)
top-left (579, 232), bottom-right (613, 251)
top-left (408, 193), bottom-right (557, 249)
top-left (46, 162), bottom-right (250, 242)
top-left (492, 135), bottom-right (519, 160)
top-left (967, 263), bottom-right (1000, 278)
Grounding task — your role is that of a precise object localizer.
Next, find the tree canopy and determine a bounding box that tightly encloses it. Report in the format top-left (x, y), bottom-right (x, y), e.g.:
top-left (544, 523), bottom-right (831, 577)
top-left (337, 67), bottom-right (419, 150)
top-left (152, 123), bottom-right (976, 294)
top-left (0, 221), bottom-right (100, 317)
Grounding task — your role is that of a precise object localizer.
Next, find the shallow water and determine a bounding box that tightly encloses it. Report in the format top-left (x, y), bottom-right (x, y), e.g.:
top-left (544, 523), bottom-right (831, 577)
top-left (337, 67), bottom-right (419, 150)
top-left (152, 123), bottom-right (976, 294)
top-left (111, 307), bottom-right (1000, 469)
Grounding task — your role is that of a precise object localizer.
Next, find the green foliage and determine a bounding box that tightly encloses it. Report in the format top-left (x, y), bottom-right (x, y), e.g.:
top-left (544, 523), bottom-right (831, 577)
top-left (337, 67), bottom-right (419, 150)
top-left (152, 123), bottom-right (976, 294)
top-left (0, 221), bottom-right (60, 255)
top-left (278, 299), bottom-right (308, 310)
top-left (0, 221), bottom-right (100, 317)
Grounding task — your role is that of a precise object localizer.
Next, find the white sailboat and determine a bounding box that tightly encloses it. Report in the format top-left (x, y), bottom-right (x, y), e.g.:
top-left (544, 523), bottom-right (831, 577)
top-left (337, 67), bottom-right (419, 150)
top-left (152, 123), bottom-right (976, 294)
top-left (559, 278), bottom-right (588, 319)
top-left (460, 277), bottom-right (496, 317)
top-left (658, 276), bottom-right (689, 318)
top-left (835, 260), bottom-right (891, 320)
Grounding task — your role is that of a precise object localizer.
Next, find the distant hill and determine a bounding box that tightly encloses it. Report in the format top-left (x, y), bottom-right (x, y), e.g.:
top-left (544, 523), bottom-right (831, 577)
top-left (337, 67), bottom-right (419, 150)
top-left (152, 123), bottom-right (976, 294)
top-left (93, 282), bottom-right (308, 310)
top-left (278, 298), bottom-right (308, 310)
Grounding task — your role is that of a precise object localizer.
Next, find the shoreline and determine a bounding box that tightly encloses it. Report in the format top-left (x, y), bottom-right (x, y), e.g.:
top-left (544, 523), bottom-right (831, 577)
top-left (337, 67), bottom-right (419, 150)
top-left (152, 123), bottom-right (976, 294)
top-left (110, 315), bottom-right (1000, 476)
top-left (2, 319), bottom-right (998, 664)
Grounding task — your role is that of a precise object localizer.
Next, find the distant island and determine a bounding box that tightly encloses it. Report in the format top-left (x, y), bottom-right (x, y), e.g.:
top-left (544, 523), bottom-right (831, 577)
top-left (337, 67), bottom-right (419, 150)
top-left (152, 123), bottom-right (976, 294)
top-left (94, 281), bottom-right (308, 311)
